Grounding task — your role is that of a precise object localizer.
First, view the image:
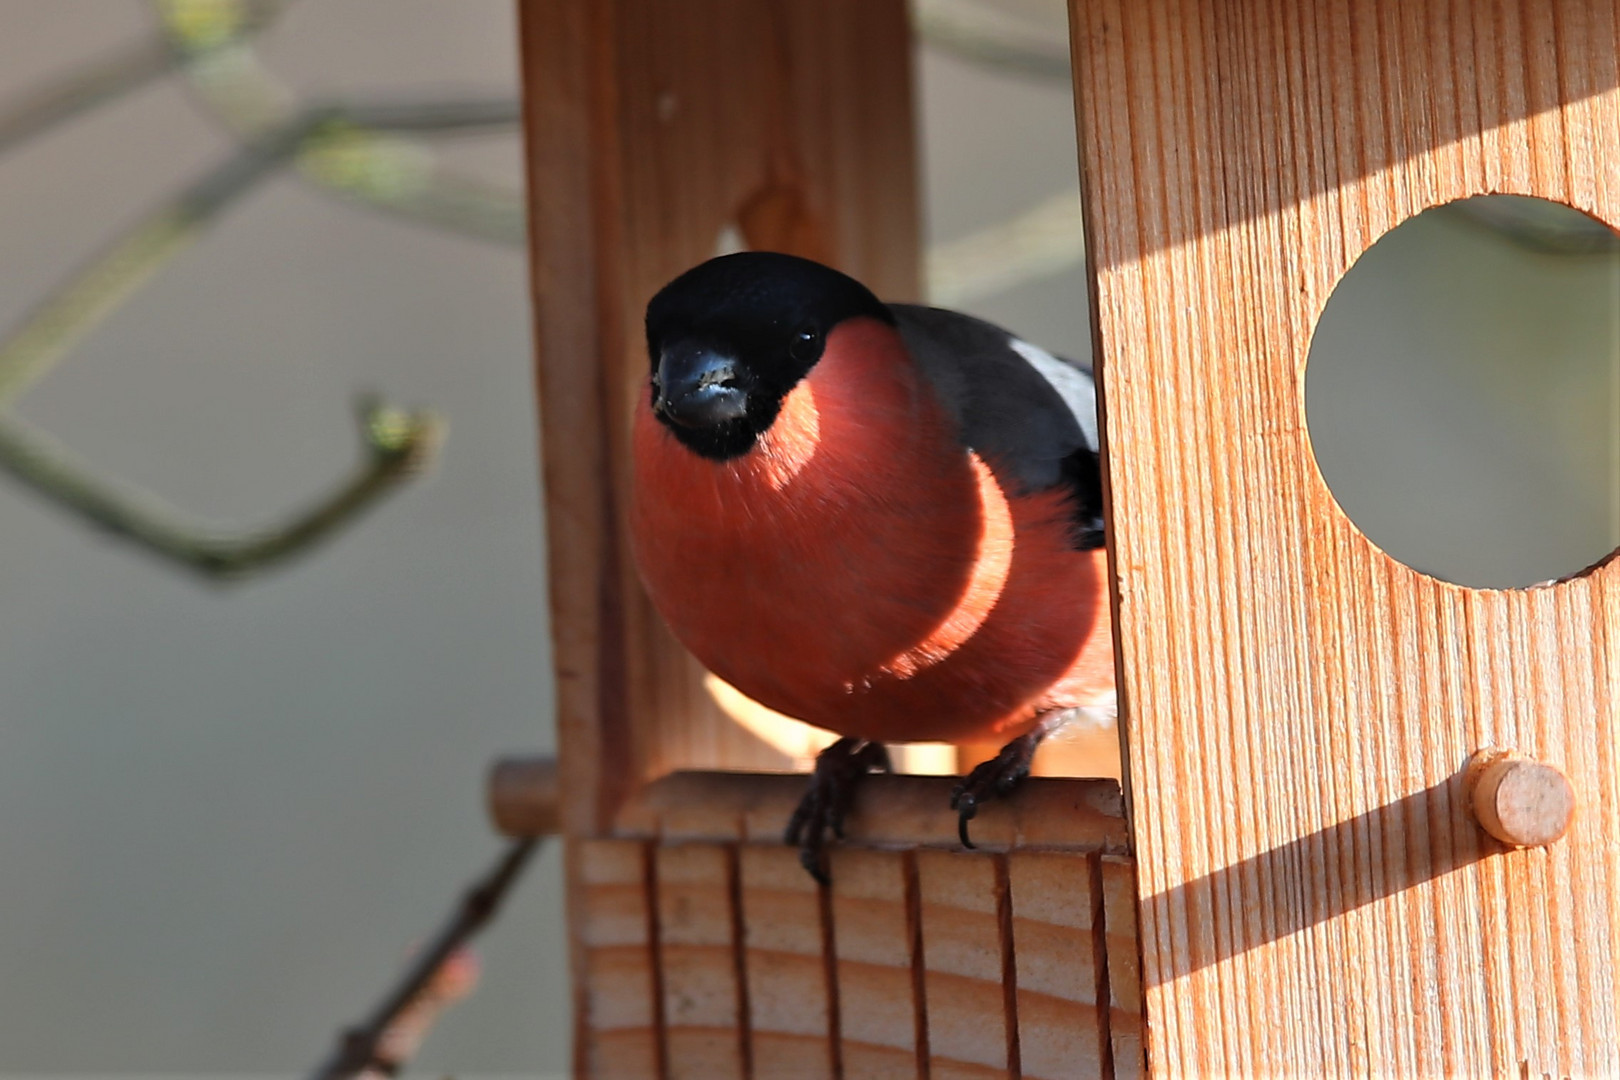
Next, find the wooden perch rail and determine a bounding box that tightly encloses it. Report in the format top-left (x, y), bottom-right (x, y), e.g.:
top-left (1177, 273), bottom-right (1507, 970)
top-left (611, 771), bottom-right (1128, 852)
top-left (489, 755), bottom-right (562, 837)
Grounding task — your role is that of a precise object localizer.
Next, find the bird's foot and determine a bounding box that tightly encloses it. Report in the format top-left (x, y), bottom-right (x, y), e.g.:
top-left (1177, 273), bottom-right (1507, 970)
top-left (950, 710), bottom-right (1074, 848)
top-left (784, 737), bottom-right (890, 883)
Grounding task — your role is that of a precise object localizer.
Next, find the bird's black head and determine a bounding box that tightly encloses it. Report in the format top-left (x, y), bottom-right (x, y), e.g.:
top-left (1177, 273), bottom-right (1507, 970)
top-left (643, 251), bottom-right (894, 460)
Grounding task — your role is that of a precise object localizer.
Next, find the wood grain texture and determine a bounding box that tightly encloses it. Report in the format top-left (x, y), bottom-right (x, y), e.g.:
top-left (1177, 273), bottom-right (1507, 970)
top-left (1099, 856), bottom-right (1142, 1080)
top-left (616, 771), bottom-right (1131, 852)
top-left (739, 844), bottom-right (838, 1078)
top-left (829, 847), bottom-right (926, 1079)
top-left (656, 843), bottom-right (748, 1078)
top-left (1008, 852), bottom-right (1108, 1080)
top-left (917, 849), bottom-right (1016, 1078)
top-left (578, 839), bottom-right (662, 1079)
top-left (1069, 0), bottom-right (1620, 1074)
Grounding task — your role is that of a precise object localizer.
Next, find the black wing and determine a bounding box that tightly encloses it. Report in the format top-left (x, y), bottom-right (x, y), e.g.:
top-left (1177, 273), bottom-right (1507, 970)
top-left (889, 304), bottom-right (1105, 550)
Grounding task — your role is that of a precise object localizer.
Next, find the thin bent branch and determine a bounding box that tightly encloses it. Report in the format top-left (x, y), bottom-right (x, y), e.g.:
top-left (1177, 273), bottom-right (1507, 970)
top-left (0, 398), bottom-right (440, 581)
top-left (0, 38), bottom-right (180, 157)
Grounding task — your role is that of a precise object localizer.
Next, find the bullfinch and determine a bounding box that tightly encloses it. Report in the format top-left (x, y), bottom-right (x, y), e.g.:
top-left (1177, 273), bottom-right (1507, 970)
top-left (631, 251), bottom-right (1114, 879)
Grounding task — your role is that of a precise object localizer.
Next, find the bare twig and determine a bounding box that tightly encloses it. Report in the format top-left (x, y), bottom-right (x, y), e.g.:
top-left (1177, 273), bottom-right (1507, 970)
top-left (0, 97), bottom-right (525, 405)
top-left (309, 837), bottom-right (542, 1080)
top-left (359, 947), bottom-right (481, 1080)
top-left (0, 111), bottom-right (325, 403)
top-left (336, 97), bottom-right (521, 134)
top-left (0, 397), bottom-right (440, 580)
top-left (155, 0), bottom-right (528, 245)
top-left (293, 105), bottom-right (526, 245)
top-left (0, 38), bottom-right (180, 157)
top-left (0, 1), bottom-right (290, 157)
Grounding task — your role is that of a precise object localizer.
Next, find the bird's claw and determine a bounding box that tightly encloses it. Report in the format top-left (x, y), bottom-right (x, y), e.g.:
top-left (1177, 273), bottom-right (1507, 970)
top-left (949, 724), bottom-right (1053, 848)
top-left (785, 737), bottom-right (890, 882)
top-left (951, 788), bottom-right (982, 848)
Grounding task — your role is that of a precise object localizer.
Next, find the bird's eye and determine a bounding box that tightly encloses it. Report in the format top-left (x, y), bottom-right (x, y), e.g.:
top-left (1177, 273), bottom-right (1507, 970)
top-left (790, 324), bottom-right (821, 361)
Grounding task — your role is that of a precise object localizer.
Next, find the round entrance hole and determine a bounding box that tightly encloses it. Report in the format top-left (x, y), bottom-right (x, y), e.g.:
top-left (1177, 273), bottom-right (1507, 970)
top-left (1304, 195), bottom-right (1620, 588)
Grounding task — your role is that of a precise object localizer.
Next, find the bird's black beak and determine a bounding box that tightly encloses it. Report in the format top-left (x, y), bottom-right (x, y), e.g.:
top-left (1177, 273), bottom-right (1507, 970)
top-left (653, 343), bottom-right (749, 429)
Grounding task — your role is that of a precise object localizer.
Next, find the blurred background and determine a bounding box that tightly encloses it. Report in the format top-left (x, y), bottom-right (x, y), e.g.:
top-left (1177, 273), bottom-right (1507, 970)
top-left (0, 1), bottom-right (1613, 1076)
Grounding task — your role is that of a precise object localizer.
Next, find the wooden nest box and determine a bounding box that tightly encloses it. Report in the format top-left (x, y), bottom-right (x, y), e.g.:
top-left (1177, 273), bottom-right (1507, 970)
top-left (513, 1), bottom-right (1620, 1076)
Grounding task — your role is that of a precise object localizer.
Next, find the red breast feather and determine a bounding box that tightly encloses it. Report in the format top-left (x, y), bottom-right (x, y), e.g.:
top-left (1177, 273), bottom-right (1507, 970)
top-left (631, 317), bottom-right (1111, 745)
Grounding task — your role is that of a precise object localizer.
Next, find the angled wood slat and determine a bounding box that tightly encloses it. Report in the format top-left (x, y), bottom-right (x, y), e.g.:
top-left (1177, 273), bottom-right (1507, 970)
top-left (918, 850), bottom-right (1017, 1079)
top-left (1008, 852), bottom-right (1108, 1080)
top-left (1070, 0), bottom-right (1620, 1074)
top-left (1099, 856), bottom-right (1143, 1080)
top-left (656, 843), bottom-right (747, 1078)
top-left (739, 844), bottom-right (837, 1079)
top-left (830, 847), bottom-right (928, 1079)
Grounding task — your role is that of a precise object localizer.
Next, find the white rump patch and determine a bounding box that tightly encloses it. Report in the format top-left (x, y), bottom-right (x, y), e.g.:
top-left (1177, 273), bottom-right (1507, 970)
top-left (1009, 336), bottom-right (1098, 452)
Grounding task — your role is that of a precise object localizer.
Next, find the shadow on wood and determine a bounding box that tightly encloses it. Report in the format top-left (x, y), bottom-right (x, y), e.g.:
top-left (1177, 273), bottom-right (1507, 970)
top-left (1143, 764), bottom-right (1499, 987)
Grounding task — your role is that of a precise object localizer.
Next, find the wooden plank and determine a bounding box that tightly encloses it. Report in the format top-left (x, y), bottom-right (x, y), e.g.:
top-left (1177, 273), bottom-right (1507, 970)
top-left (739, 845), bottom-right (838, 1079)
top-left (1100, 855), bottom-right (1143, 1080)
top-left (1007, 852), bottom-right (1107, 1080)
top-left (829, 848), bottom-right (925, 1079)
top-left (578, 839), bottom-right (662, 1079)
top-left (1068, 0), bottom-right (1620, 1074)
top-left (655, 843), bottom-right (747, 1079)
top-left (916, 849), bottom-right (1015, 1079)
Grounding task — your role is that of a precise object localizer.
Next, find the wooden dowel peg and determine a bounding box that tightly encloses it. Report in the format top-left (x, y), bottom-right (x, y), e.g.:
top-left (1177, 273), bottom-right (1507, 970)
top-left (1465, 749), bottom-right (1575, 848)
top-left (488, 755), bottom-right (560, 837)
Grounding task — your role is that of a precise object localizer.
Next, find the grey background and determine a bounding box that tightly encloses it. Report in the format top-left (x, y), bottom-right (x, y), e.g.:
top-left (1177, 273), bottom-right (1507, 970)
top-left (0, 1), bottom-right (1614, 1075)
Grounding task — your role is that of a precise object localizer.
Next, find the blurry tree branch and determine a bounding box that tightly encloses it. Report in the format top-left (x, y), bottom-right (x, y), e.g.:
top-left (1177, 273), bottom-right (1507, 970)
top-left (927, 190), bottom-right (1085, 306)
top-left (356, 947), bottom-right (482, 1080)
top-left (0, 38), bottom-right (192, 156)
top-left (0, 3), bottom-right (524, 582)
top-left (292, 102), bottom-right (526, 245)
top-left (911, 0), bottom-right (1073, 80)
top-left (0, 397), bottom-right (439, 581)
top-left (0, 92), bottom-right (538, 579)
top-left (156, 0), bottom-right (528, 245)
top-left (0, 96), bottom-right (520, 404)
top-left (309, 837), bottom-right (543, 1080)
top-left (0, 0), bottom-right (291, 157)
